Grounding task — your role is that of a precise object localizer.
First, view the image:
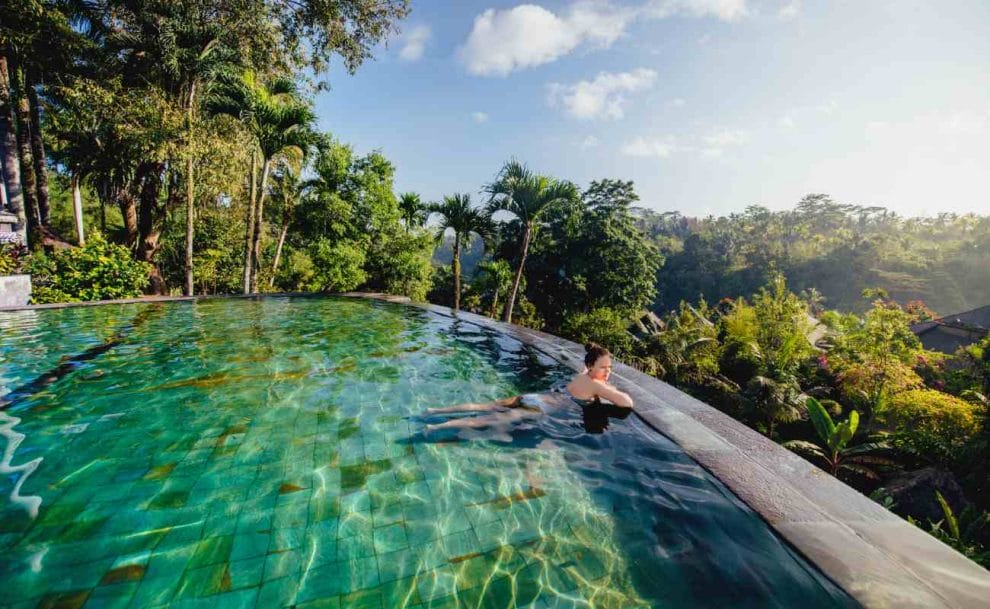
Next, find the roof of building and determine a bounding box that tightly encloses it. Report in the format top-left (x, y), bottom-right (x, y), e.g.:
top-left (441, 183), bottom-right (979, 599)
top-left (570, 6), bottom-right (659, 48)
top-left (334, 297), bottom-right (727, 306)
top-left (910, 304), bottom-right (990, 353)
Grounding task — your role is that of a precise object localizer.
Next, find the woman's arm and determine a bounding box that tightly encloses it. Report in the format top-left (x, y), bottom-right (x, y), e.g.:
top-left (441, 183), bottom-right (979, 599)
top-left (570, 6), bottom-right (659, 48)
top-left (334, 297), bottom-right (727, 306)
top-left (592, 381), bottom-right (634, 408)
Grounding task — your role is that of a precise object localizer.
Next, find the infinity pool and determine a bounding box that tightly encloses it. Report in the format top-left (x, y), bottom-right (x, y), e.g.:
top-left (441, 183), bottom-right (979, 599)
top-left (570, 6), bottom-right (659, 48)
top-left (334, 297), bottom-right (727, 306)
top-left (0, 297), bottom-right (855, 608)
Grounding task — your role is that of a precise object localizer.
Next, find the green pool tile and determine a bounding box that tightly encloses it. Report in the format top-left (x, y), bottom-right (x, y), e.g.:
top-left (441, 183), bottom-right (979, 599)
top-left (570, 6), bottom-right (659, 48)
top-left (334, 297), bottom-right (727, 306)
top-left (294, 563), bottom-right (344, 604)
top-left (236, 510), bottom-right (273, 534)
top-left (340, 587), bottom-right (384, 609)
top-left (257, 575), bottom-right (300, 608)
top-left (416, 565), bottom-right (457, 604)
top-left (82, 582), bottom-right (140, 609)
top-left (441, 529), bottom-right (481, 561)
top-left (173, 562), bottom-right (229, 600)
top-left (370, 499), bottom-right (405, 528)
top-left (309, 518), bottom-right (339, 541)
top-left (60, 517), bottom-right (110, 542)
top-left (405, 520), bottom-right (441, 546)
top-left (296, 596), bottom-right (341, 609)
top-left (36, 589), bottom-right (92, 609)
top-left (340, 490), bottom-right (371, 514)
top-left (451, 553), bottom-right (502, 591)
top-left (337, 513), bottom-right (372, 540)
top-left (336, 531), bottom-right (375, 561)
top-left (264, 549), bottom-right (303, 581)
top-left (372, 523), bottom-right (409, 554)
top-left (308, 494), bottom-right (340, 522)
top-left (204, 588), bottom-right (258, 609)
top-left (380, 575), bottom-right (421, 607)
top-left (376, 548), bottom-right (420, 584)
top-left (273, 501), bottom-right (309, 529)
top-left (337, 556), bottom-right (380, 595)
top-left (437, 508), bottom-right (473, 535)
top-left (412, 539), bottom-right (447, 570)
top-left (147, 490), bottom-right (189, 510)
top-left (270, 527), bottom-right (305, 553)
top-left (186, 535), bottom-right (233, 569)
top-left (227, 555), bottom-right (266, 590)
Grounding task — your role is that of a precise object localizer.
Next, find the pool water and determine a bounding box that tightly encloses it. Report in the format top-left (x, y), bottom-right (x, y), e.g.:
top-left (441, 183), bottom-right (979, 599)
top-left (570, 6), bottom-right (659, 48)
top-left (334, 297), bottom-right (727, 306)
top-left (0, 297), bottom-right (855, 608)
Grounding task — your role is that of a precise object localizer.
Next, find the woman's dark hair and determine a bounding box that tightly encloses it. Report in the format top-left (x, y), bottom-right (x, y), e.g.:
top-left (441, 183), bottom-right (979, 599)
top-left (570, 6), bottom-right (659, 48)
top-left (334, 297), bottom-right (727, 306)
top-left (584, 342), bottom-right (610, 368)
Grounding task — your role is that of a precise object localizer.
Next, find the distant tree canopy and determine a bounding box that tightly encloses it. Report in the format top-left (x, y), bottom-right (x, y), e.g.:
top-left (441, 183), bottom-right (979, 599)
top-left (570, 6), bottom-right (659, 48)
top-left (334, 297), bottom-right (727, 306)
top-left (639, 195), bottom-right (990, 315)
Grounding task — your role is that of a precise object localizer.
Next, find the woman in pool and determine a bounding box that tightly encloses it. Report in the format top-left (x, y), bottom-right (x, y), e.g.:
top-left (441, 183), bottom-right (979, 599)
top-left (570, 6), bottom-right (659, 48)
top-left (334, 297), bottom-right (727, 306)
top-left (424, 342), bottom-right (633, 432)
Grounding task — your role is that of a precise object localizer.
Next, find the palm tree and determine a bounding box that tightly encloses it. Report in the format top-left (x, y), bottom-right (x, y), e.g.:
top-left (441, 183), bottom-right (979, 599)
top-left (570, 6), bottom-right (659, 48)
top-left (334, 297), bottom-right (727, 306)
top-left (210, 71), bottom-right (314, 293)
top-left (485, 160), bottom-right (579, 323)
top-left (398, 192), bottom-right (425, 231)
top-left (474, 259), bottom-right (513, 318)
top-left (429, 194), bottom-right (491, 312)
top-left (783, 397), bottom-right (893, 481)
top-left (268, 166), bottom-right (303, 287)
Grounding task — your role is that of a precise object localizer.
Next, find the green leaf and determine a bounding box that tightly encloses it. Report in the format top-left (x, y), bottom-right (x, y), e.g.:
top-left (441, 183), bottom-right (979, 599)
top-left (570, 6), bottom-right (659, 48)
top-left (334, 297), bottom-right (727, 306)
top-left (936, 491), bottom-right (961, 540)
top-left (804, 397), bottom-right (835, 444)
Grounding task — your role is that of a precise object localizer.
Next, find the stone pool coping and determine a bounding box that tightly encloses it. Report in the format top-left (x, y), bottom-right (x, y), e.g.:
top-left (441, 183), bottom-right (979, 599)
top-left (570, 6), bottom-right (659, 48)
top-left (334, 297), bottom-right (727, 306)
top-left (3, 291), bottom-right (989, 608)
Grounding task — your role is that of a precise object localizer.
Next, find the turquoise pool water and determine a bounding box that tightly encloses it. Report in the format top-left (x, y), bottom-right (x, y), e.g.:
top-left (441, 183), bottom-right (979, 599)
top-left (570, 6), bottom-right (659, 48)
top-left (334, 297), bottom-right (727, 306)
top-left (0, 297), bottom-right (855, 608)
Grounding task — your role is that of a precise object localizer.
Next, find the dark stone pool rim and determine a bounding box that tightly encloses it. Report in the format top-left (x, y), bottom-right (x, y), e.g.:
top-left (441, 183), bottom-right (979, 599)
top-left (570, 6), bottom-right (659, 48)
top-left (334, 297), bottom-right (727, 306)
top-left (3, 292), bottom-right (989, 608)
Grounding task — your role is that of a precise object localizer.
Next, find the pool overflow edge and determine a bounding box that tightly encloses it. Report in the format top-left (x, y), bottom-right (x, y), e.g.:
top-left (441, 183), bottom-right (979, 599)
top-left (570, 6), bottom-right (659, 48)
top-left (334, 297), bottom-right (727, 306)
top-left (2, 292), bottom-right (989, 608)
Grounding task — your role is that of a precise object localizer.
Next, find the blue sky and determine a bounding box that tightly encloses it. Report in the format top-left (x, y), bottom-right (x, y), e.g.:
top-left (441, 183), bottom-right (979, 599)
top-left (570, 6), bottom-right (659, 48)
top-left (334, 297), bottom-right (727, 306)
top-left (315, 1), bottom-right (990, 216)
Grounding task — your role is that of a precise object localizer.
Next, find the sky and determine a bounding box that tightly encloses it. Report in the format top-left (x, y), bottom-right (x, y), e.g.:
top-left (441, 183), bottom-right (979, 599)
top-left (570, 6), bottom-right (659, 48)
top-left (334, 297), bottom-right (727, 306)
top-left (314, 0), bottom-right (990, 217)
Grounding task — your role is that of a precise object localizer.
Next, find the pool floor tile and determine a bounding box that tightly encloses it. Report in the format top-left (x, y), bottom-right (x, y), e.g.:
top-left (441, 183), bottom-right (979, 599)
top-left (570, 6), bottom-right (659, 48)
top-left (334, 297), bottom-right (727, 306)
top-left (372, 523), bottom-right (409, 554)
top-left (186, 535), bottom-right (233, 568)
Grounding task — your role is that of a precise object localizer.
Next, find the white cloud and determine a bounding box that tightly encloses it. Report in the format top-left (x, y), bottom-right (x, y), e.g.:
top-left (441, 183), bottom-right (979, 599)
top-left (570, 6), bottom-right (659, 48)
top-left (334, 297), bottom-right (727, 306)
top-left (703, 129), bottom-right (748, 147)
top-left (700, 129), bottom-right (748, 157)
top-left (817, 99), bottom-right (838, 115)
top-left (644, 0), bottom-right (749, 22)
top-left (667, 97), bottom-right (686, 108)
top-left (622, 136), bottom-right (676, 157)
top-left (471, 111), bottom-right (489, 124)
top-left (459, 2), bottom-right (636, 76)
top-left (547, 68), bottom-right (657, 120)
top-left (399, 24), bottom-right (431, 62)
top-left (581, 135), bottom-right (601, 149)
top-left (777, 114), bottom-right (796, 129)
top-left (777, 1), bottom-right (800, 20)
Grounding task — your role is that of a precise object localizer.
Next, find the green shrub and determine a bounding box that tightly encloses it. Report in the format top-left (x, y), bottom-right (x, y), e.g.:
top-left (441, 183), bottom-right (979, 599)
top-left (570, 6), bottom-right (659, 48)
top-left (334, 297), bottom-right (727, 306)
top-left (561, 307), bottom-right (634, 358)
top-left (889, 389), bottom-right (983, 464)
top-left (28, 235), bottom-right (150, 303)
top-left (0, 243), bottom-right (28, 275)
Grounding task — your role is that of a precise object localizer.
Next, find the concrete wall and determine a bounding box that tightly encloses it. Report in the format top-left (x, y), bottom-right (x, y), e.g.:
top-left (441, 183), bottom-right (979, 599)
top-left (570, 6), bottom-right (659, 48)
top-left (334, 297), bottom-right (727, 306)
top-left (0, 275), bottom-right (31, 307)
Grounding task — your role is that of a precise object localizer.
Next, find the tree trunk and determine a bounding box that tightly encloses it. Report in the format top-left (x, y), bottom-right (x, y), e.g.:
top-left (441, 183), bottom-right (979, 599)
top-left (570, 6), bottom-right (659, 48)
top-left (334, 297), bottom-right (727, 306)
top-left (71, 173), bottom-right (85, 245)
top-left (243, 151), bottom-right (257, 294)
top-left (452, 236), bottom-right (461, 311)
top-left (135, 161), bottom-right (167, 294)
top-left (490, 289), bottom-right (499, 318)
top-left (0, 53), bottom-right (26, 243)
top-left (26, 72), bottom-right (49, 225)
top-left (184, 81), bottom-right (196, 297)
top-left (269, 202), bottom-right (291, 288)
top-left (12, 64), bottom-right (40, 234)
top-left (251, 159), bottom-right (272, 293)
top-left (501, 223), bottom-right (532, 323)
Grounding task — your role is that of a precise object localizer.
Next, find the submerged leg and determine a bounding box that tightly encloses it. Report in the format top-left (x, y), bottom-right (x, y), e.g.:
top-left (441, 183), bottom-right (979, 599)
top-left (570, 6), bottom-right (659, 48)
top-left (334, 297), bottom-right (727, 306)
top-left (426, 396), bottom-right (521, 415)
top-left (425, 409), bottom-right (530, 432)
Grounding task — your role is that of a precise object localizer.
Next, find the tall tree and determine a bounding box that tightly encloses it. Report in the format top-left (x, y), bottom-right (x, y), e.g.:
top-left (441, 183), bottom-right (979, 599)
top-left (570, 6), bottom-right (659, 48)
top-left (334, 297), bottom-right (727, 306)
top-left (268, 166), bottom-right (302, 286)
top-left (486, 160), bottom-right (580, 323)
top-left (429, 193), bottom-right (491, 312)
top-left (0, 52), bottom-right (26, 242)
top-left (398, 192), bottom-right (425, 231)
top-left (210, 71), bottom-right (314, 292)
